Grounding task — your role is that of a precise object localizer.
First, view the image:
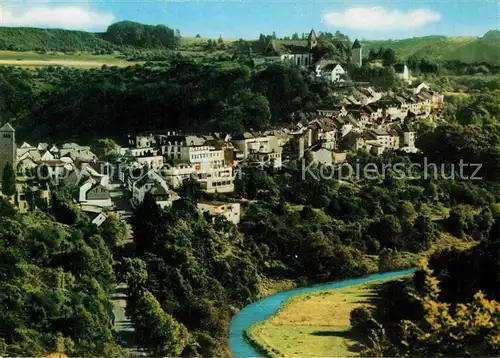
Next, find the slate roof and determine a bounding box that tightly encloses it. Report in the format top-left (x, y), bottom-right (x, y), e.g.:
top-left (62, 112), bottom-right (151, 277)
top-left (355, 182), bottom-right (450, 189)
top-left (0, 123), bottom-right (15, 132)
top-left (309, 118), bottom-right (336, 132)
top-left (61, 142), bottom-right (81, 149)
top-left (352, 39), bottom-right (362, 49)
top-left (371, 128), bottom-right (390, 136)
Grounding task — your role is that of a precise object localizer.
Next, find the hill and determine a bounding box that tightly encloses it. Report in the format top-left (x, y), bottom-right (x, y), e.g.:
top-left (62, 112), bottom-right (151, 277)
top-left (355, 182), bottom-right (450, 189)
top-left (0, 23), bottom-right (498, 65)
top-left (362, 31), bottom-right (500, 64)
top-left (0, 21), bottom-right (179, 52)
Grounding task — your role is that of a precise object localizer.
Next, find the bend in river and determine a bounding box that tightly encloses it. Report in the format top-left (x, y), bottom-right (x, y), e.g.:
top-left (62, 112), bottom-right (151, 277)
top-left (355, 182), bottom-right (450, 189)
top-left (229, 268), bottom-right (417, 358)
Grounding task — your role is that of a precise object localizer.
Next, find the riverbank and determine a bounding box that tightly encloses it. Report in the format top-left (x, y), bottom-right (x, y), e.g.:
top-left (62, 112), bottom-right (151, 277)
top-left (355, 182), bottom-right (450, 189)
top-left (246, 275), bottom-right (411, 357)
top-left (229, 269), bottom-right (416, 358)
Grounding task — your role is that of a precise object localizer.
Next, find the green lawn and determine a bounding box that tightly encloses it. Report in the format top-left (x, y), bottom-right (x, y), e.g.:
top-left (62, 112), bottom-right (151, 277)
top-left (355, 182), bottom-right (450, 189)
top-left (246, 276), bottom-right (411, 357)
top-left (0, 50), bottom-right (136, 68)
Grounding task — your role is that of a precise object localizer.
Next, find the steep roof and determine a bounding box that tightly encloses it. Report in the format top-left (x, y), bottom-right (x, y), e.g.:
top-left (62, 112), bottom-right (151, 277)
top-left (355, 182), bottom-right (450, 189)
top-left (394, 63), bottom-right (407, 73)
top-left (371, 128), bottom-right (390, 136)
top-left (0, 123), bottom-right (15, 132)
top-left (265, 39), bottom-right (310, 55)
top-left (352, 39), bottom-right (362, 49)
top-left (232, 132), bottom-right (257, 140)
top-left (323, 63), bottom-right (343, 71)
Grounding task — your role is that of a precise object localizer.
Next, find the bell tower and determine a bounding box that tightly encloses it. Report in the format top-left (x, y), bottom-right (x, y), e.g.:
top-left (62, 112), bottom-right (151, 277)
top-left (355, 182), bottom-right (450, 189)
top-left (351, 39), bottom-right (362, 67)
top-left (0, 123), bottom-right (16, 175)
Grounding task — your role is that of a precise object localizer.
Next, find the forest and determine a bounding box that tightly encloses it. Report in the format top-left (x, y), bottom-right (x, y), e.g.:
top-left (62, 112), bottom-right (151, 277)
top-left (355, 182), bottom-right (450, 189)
top-left (0, 61), bottom-right (335, 142)
top-left (0, 21), bottom-right (179, 52)
top-left (113, 120), bottom-right (500, 356)
top-left (351, 238), bottom-right (500, 357)
top-left (0, 194), bottom-right (126, 357)
top-left (2, 58), bottom-right (500, 144)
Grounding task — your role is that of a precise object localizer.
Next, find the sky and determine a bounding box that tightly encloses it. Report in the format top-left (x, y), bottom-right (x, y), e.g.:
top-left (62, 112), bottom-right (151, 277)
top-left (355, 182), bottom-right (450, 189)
top-left (0, 0), bottom-right (498, 40)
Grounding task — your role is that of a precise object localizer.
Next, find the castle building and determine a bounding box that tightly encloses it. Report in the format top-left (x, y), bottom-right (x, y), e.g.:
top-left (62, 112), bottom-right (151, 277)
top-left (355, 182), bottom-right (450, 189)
top-left (0, 123), bottom-right (16, 176)
top-left (261, 29), bottom-right (318, 67)
top-left (351, 39), bottom-right (362, 67)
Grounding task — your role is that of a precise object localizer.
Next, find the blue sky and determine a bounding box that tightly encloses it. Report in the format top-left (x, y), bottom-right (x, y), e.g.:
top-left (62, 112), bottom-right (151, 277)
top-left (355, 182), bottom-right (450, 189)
top-left (0, 0), bottom-right (498, 39)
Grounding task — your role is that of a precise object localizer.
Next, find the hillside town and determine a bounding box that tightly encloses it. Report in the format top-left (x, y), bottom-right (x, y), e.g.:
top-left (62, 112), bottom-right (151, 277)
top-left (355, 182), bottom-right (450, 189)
top-left (0, 9), bottom-right (499, 358)
top-left (0, 72), bottom-right (444, 224)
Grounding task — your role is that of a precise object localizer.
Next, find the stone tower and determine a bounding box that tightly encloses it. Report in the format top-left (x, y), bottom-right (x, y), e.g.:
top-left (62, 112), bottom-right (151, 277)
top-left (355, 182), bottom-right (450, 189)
top-left (351, 39), bottom-right (362, 67)
top-left (307, 29), bottom-right (318, 50)
top-left (0, 123), bottom-right (16, 175)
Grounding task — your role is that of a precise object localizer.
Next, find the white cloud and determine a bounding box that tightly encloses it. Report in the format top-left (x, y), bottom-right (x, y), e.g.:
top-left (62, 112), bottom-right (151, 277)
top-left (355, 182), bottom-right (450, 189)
top-left (322, 7), bottom-right (441, 31)
top-left (0, 5), bottom-right (115, 30)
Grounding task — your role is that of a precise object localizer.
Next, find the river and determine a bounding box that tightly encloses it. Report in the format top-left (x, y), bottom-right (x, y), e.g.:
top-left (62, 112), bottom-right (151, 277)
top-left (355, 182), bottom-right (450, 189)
top-left (229, 268), bottom-right (416, 358)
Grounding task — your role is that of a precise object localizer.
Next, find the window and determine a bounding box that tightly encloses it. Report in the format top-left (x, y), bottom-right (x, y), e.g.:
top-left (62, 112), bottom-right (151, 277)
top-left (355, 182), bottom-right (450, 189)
top-left (3, 134), bottom-right (11, 138)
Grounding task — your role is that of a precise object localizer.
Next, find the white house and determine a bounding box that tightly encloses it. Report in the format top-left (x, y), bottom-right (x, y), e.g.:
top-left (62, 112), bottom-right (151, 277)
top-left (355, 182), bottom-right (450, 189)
top-left (91, 212), bottom-right (108, 227)
top-left (198, 201), bottom-right (241, 225)
top-left (232, 132), bottom-right (279, 159)
top-left (365, 129), bottom-right (398, 151)
top-left (306, 146), bottom-right (333, 165)
top-left (159, 135), bottom-right (205, 161)
top-left (17, 142), bottom-right (36, 158)
top-left (136, 155), bottom-right (164, 170)
top-left (159, 163), bottom-right (195, 189)
top-left (317, 63), bottom-right (346, 83)
top-left (194, 166), bottom-right (235, 193)
top-left (131, 169), bottom-right (179, 208)
top-left (65, 162), bottom-right (110, 188)
top-left (308, 118), bottom-right (338, 150)
top-left (412, 82), bottom-right (430, 94)
top-left (78, 179), bottom-right (112, 208)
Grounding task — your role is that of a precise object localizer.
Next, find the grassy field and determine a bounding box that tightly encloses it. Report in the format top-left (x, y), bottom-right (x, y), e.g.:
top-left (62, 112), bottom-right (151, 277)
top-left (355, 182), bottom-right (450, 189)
top-left (0, 47), bottom-right (234, 67)
top-left (246, 231), bottom-right (476, 358)
top-left (0, 50), bottom-right (137, 68)
top-left (247, 275), bottom-right (411, 357)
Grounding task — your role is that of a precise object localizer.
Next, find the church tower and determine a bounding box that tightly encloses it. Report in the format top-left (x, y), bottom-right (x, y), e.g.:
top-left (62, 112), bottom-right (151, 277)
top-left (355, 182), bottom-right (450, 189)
top-left (351, 39), bottom-right (362, 67)
top-left (0, 123), bottom-right (16, 175)
top-left (307, 29), bottom-right (317, 50)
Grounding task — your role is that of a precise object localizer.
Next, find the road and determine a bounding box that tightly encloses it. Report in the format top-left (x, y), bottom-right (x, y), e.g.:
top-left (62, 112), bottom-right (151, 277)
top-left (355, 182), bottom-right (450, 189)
top-left (108, 182), bottom-right (143, 355)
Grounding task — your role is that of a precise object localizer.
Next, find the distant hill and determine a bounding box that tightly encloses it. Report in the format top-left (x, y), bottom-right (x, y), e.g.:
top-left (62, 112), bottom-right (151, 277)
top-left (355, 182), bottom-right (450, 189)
top-left (0, 21), bottom-right (178, 52)
top-left (0, 23), bottom-right (498, 65)
top-left (362, 31), bottom-right (500, 64)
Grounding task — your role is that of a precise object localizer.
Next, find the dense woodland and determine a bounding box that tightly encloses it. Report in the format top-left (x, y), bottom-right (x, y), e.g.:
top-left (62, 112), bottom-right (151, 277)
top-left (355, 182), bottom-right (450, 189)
top-left (0, 194), bottom-right (127, 356)
top-left (351, 239), bottom-right (500, 357)
top-left (1, 58), bottom-right (500, 144)
top-left (0, 21), bottom-right (179, 52)
top-left (1, 61), bottom-right (336, 141)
